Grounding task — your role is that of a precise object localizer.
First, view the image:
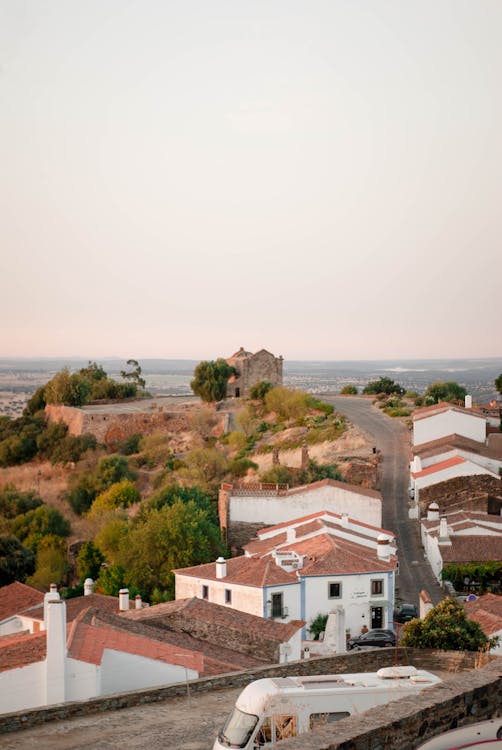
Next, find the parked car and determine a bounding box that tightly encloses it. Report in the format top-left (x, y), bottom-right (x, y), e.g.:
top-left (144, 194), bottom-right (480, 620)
top-left (416, 718), bottom-right (502, 749)
top-left (394, 603), bottom-right (418, 623)
top-left (347, 629), bottom-right (396, 650)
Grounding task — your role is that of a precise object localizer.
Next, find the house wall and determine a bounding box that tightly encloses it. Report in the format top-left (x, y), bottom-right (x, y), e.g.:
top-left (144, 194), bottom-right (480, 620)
top-left (175, 575), bottom-right (264, 617)
top-left (302, 571), bottom-right (394, 637)
top-left (421, 448), bottom-right (502, 476)
top-left (228, 485), bottom-right (382, 528)
top-left (413, 410), bottom-right (487, 446)
top-left (0, 662), bottom-right (46, 714)
top-left (413, 461), bottom-right (497, 503)
top-left (100, 650), bottom-right (197, 695)
top-left (263, 582), bottom-right (300, 622)
top-left (226, 350), bottom-right (283, 398)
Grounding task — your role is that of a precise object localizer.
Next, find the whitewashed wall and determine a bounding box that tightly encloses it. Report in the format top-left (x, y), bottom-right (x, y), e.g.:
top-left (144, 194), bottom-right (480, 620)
top-left (263, 582), bottom-right (300, 621)
top-left (420, 449), bottom-right (502, 475)
top-left (413, 410), bottom-right (487, 446)
top-left (229, 485), bottom-right (382, 528)
top-left (0, 661), bottom-right (45, 714)
top-left (175, 574), bottom-right (264, 616)
top-left (100, 651), bottom-right (197, 695)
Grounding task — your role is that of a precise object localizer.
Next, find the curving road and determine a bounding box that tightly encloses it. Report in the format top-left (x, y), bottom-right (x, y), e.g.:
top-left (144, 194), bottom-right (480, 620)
top-left (326, 396), bottom-right (444, 608)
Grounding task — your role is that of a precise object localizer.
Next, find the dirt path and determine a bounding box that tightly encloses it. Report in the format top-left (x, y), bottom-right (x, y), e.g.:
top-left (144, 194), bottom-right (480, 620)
top-left (0, 686), bottom-right (242, 750)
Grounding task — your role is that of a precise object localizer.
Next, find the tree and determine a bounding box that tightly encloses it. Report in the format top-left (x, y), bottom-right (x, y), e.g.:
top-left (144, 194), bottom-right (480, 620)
top-left (190, 359), bottom-right (235, 403)
top-left (120, 359), bottom-right (146, 389)
top-left (363, 377), bottom-right (405, 396)
top-left (0, 535), bottom-right (36, 585)
top-left (76, 541), bottom-right (105, 582)
top-left (425, 381), bottom-right (467, 405)
top-left (0, 485), bottom-right (42, 519)
top-left (26, 535), bottom-right (70, 590)
top-left (144, 483), bottom-right (217, 521)
top-left (177, 446), bottom-right (229, 491)
top-left (340, 385), bottom-right (358, 395)
top-left (117, 500), bottom-right (226, 600)
top-left (249, 381), bottom-right (273, 400)
top-left (44, 368), bottom-right (93, 407)
top-left (400, 597), bottom-right (498, 651)
top-left (11, 505), bottom-right (71, 552)
top-left (495, 374), bottom-right (502, 395)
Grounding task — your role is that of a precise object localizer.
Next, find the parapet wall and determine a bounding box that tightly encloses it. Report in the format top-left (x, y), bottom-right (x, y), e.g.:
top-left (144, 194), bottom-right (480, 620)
top-left (1, 648), bottom-right (498, 739)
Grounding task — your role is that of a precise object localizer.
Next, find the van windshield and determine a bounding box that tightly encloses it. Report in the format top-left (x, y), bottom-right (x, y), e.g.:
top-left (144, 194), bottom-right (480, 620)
top-left (218, 707), bottom-right (258, 748)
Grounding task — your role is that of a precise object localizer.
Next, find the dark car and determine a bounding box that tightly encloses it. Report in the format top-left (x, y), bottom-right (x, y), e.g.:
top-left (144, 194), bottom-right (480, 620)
top-left (347, 628), bottom-right (396, 650)
top-left (394, 604), bottom-right (418, 623)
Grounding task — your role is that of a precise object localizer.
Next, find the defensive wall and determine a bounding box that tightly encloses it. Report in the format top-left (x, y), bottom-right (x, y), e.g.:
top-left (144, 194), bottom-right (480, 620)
top-left (1, 647), bottom-right (500, 749)
top-left (45, 403), bottom-right (225, 448)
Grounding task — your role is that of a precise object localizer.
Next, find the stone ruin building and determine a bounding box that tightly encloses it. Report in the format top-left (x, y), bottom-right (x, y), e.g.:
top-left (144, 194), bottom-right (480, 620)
top-left (225, 347), bottom-right (283, 398)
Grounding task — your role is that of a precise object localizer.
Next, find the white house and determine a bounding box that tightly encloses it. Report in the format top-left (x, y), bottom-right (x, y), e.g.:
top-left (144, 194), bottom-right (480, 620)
top-left (412, 434), bottom-right (502, 478)
top-left (412, 402), bottom-right (488, 447)
top-left (409, 455), bottom-right (499, 507)
top-left (420, 504), bottom-right (502, 583)
top-left (174, 510), bottom-right (397, 640)
top-left (218, 478), bottom-right (383, 535)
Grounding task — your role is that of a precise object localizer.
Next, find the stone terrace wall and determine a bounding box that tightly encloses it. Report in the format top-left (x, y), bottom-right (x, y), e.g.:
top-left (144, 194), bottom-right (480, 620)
top-left (45, 404), bottom-right (202, 447)
top-left (0, 648), bottom-right (496, 735)
top-left (420, 474), bottom-right (502, 515)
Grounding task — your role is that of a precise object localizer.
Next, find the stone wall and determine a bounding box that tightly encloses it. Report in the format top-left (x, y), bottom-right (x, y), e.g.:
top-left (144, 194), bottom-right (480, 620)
top-left (0, 648), bottom-right (497, 736)
top-left (45, 404), bottom-right (216, 448)
top-left (420, 474), bottom-right (502, 515)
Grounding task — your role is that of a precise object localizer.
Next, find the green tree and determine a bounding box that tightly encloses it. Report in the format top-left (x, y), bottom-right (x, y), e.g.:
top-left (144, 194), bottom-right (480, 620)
top-left (363, 377), bottom-right (405, 396)
top-left (144, 483), bottom-right (217, 521)
top-left (90, 480), bottom-right (140, 511)
top-left (44, 368), bottom-right (93, 407)
top-left (425, 381), bottom-right (467, 405)
top-left (95, 563), bottom-right (128, 596)
top-left (0, 485), bottom-right (42, 519)
top-left (76, 541), bottom-right (105, 581)
top-left (177, 446), bottom-right (229, 491)
top-left (400, 597), bottom-right (498, 651)
top-left (340, 385), bottom-right (358, 395)
top-left (495, 374), bottom-right (502, 395)
top-left (26, 535), bottom-right (70, 590)
top-left (12, 505), bottom-right (71, 552)
top-left (0, 535), bottom-right (36, 585)
top-left (249, 381), bottom-right (273, 400)
top-left (190, 359), bottom-right (235, 403)
top-left (97, 454), bottom-right (135, 487)
top-left (118, 500), bottom-right (225, 600)
top-left (120, 359), bottom-right (146, 389)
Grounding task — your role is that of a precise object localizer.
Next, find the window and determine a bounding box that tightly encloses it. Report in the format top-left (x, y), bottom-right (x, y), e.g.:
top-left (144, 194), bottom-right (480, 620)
top-left (271, 592), bottom-right (283, 618)
top-left (225, 589), bottom-right (232, 604)
top-left (371, 579), bottom-right (384, 596)
top-left (328, 582), bottom-right (342, 599)
top-left (202, 585), bottom-right (208, 600)
top-left (310, 712), bottom-right (350, 729)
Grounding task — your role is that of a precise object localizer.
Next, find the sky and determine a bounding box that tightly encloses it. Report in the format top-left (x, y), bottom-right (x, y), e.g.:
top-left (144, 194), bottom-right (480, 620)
top-left (1, 1), bottom-right (501, 361)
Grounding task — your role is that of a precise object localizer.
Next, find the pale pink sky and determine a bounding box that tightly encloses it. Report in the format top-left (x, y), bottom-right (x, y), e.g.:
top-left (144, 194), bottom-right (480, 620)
top-left (1, 1), bottom-right (501, 360)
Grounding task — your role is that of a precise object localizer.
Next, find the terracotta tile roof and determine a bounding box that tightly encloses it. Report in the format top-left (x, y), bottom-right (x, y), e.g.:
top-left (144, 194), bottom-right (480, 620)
top-left (24, 593), bottom-right (133, 622)
top-left (256, 509), bottom-right (393, 539)
top-left (464, 594), bottom-right (502, 637)
top-left (284, 478), bottom-right (382, 499)
top-left (73, 607), bottom-right (264, 674)
top-left (0, 582), bottom-right (44, 622)
top-left (412, 455), bottom-right (467, 479)
top-left (174, 556), bottom-right (295, 587)
top-left (289, 534), bottom-right (396, 575)
top-left (440, 536), bottom-right (502, 563)
top-left (422, 511), bottom-right (502, 532)
top-left (0, 630), bottom-right (46, 673)
top-left (412, 403), bottom-right (487, 421)
top-left (122, 597), bottom-right (303, 642)
top-left (413, 434), bottom-right (502, 460)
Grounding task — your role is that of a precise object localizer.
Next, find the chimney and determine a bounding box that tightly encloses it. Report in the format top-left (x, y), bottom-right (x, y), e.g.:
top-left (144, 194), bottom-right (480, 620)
top-left (341, 513), bottom-right (349, 527)
top-left (465, 395), bottom-right (472, 409)
top-left (286, 527), bottom-right (296, 543)
top-left (119, 588), bottom-right (130, 611)
top-left (43, 584), bottom-right (60, 629)
top-left (376, 534), bottom-right (391, 560)
top-left (135, 595), bottom-right (142, 610)
top-left (438, 515), bottom-right (451, 544)
top-left (84, 578), bottom-right (94, 596)
top-left (412, 456), bottom-right (422, 473)
top-left (215, 557), bottom-right (227, 579)
top-left (427, 502), bottom-right (440, 521)
top-left (45, 599), bottom-right (67, 705)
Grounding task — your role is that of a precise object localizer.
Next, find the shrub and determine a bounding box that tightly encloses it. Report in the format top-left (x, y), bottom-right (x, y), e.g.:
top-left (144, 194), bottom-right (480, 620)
top-left (340, 385), bottom-right (358, 395)
top-left (229, 457), bottom-right (258, 478)
top-left (309, 613), bottom-right (328, 640)
top-left (249, 381), bottom-right (273, 400)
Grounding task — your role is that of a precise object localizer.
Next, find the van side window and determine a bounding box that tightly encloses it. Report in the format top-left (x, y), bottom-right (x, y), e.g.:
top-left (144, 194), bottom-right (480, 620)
top-left (309, 711), bottom-right (350, 729)
top-left (256, 716), bottom-right (297, 744)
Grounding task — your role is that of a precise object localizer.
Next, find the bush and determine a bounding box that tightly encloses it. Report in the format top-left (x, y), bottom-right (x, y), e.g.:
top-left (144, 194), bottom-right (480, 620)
top-left (229, 457), bottom-right (258, 478)
top-left (249, 381), bottom-right (273, 400)
top-left (309, 613), bottom-right (328, 640)
top-left (340, 385), bottom-right (358, 395)
top-left (0, 535), bottom-right (36, 585)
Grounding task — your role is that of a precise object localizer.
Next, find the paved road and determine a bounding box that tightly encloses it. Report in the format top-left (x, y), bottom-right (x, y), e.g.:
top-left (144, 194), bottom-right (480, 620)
top-left (326, 396), bottom-right (444, 608)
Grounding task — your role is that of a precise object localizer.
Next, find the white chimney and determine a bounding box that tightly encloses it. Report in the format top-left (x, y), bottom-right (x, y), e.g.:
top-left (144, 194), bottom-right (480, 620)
top-left (119, 588), bottom-right (130, 611)
top-left (427, 502), bottom-right (440, 521)
top-left (286, 527), bottom-right (296, 542)
top-left (438, 516), bottom-right (451, 544)
top-left (412, 456), bottom-right (422, 473)
top-left (341, 513), bottom-right (349, 527)
top-left (84, 578), bottom-right (94, 596)
top-left (377, 534), bottom-right (391, 560)
top-left (135, 595), bottom-right (142, 610)
top-left (215, 557), bottom-right (227, 579)
top-left (465, 395), bottom-right (472, 409)
top-left (45, 599), bottom-right (67, 705)
top-left (43, 584), bottom-right (60, 629)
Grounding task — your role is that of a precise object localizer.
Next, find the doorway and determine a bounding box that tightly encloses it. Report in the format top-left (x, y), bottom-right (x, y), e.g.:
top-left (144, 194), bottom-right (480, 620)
top-left (371, 606), bottom-right (383, 629)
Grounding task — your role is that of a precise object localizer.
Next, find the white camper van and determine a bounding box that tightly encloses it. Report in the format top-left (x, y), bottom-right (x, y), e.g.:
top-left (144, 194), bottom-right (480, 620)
top-left (213, 666), bottom-right (442, 749)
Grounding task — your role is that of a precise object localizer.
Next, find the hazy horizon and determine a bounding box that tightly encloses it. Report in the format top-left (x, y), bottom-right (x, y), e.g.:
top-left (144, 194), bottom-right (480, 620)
top-left (2, 1), bottom-right (502, 359)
